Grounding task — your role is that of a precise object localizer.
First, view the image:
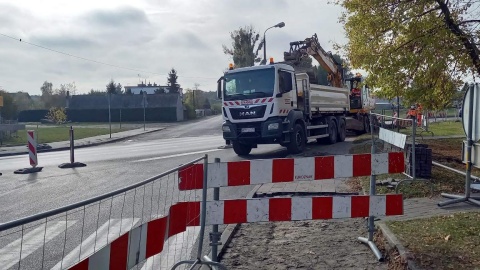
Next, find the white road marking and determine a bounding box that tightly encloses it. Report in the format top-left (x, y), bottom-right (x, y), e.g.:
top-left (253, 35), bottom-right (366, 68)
top-left (51, 218), bottom-right (139, 270)
top-left (133, 149), bottom-right (223, 163)
top-left (0, 221), bottom-right (76, 270)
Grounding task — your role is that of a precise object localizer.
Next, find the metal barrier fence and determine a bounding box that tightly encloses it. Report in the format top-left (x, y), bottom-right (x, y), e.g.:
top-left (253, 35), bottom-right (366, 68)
top-left (0, 156), bottom-right (206, 270)
top-left (370, 113), bottom-right (433, 194)
top-left (177, 150), bottom-right (406, 264)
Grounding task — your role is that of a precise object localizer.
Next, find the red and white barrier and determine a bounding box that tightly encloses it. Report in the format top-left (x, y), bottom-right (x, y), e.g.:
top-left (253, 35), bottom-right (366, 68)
top-left (205, 194), bottom-right (403, 224)
top-left (27, 130), bottom-right (38, 167)
top-left (70, 201), bottom-right (200, 270)
top-left (69, 194), bottom-right (403, 269)
top-left (179, 152), bottom-right (405, 190)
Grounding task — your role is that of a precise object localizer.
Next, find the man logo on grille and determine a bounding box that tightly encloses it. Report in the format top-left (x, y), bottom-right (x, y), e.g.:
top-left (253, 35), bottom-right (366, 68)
top-left (239, 111), bottom-right (256, 116)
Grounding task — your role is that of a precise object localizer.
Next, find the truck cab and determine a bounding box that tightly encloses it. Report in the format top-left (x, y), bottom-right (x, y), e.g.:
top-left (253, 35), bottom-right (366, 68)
top-left (218, 61), bottom-right (300, 154)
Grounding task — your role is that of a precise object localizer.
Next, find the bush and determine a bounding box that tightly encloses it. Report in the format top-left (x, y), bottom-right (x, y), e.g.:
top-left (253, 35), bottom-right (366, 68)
top-left (45, 107), bottom-right (67, 124)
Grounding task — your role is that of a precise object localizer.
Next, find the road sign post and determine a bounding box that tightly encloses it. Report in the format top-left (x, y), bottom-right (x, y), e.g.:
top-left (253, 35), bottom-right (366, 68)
top-left (59, 126), bottom-right (87, 169)
top-left (439, 83), bottom-right (480, 207)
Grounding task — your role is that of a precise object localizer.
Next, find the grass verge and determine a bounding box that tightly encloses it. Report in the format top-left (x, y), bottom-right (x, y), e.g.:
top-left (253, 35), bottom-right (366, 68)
top-left (386, 212), bottom-right (480, 269)
top-left (400, 121), bottom-right (465, 137)
top-left (0, 127), bottom-right (125, 146)
top-left (348, 137), bottom-right (479, 198)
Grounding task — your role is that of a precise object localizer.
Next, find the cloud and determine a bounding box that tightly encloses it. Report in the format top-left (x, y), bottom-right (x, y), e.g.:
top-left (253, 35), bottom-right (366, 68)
top-left (0, 0), bottom-right (347, 94)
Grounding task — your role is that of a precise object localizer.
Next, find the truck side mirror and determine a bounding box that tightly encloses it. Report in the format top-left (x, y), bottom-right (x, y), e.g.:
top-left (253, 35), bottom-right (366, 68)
top-left (217, 77), bottom-right (224, 99)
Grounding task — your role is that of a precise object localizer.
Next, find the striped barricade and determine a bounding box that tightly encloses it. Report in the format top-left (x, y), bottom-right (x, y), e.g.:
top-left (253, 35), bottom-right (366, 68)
top-left (68, 153), bottom-right (405, 269)
top-left (178, 152), bottom-right (405, 190)
top-left (69, 194), bottom-right (402, 269)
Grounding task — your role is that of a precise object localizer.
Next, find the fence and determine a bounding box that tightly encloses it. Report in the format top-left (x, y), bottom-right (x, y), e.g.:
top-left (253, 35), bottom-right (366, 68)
top-left (1, 151), bottom-right (407, 269)
top-left (176, 149), bottom-right (405, 265)
top-left (370, 113), bottom-right (433, 194)
top-left (0, 156), bottom-right (206, 270)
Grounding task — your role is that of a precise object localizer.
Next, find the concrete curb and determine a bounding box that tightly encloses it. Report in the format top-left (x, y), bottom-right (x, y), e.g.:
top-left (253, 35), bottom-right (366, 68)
top-left (200, 184), bottom-right (262, 269)
top-left (0, 128), bottom-right (164, 157)
top-left (377, 222), bottom-right (422, 270)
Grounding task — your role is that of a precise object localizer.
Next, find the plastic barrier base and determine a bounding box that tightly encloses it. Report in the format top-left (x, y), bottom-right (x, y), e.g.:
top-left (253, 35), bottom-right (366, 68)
top-left (14, 167), bottom-right (43, 174)
top-left (58, 162), bottom-right (87, 169)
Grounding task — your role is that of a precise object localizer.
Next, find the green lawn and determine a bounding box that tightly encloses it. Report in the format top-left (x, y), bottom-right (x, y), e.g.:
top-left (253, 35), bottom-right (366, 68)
top-left (373, 107), bottom-right (459, 118)
top-left (0, 127), bottom-right (124, 146)
top-left (387, 212), bottom-right (480, 269)
top-left (402, 121), bottom-right (466, 137)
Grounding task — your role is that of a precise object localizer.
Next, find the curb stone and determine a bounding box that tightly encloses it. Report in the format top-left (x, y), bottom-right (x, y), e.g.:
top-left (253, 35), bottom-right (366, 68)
top-left (0, 128), bottom-right (164, 157)
top-left (377, 222), bottom-right (422, 270)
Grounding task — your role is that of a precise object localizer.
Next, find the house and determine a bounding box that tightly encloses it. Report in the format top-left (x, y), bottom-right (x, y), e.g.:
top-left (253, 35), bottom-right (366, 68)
top-left (124, 82), bottom-right (183, 96)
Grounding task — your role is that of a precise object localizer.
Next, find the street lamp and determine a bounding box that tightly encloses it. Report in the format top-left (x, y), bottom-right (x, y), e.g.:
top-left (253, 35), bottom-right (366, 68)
top-left (262, 22), bottom-right (285, 65)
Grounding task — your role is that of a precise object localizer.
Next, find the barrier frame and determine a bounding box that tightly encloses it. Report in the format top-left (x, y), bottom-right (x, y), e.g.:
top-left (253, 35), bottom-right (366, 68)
top-left (371, 112), bottom-right (434, 194)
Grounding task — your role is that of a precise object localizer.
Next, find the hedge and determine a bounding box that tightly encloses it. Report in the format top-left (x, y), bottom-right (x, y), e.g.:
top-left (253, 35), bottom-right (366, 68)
top-left (18, 108), bottom-right (179, 122)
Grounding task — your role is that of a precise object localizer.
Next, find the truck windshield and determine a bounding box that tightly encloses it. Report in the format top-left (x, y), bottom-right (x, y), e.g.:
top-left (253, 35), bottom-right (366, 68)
top-left (224, 68), bottom-right (275, 101)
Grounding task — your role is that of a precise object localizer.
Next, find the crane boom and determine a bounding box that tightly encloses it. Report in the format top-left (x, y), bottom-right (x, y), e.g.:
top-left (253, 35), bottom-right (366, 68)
top-left (284, 33), bottom-right (344, 88)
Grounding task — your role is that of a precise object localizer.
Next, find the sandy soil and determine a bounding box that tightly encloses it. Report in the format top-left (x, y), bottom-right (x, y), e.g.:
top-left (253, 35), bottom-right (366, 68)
top-left (221, 219), bottom-right (387, 270)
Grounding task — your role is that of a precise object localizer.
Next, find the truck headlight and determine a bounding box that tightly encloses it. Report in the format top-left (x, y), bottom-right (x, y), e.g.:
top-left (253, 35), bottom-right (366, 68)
top-left (222, 125), bottom-right (231, 132)
top-left (268, 123), bottom-right (279, 130)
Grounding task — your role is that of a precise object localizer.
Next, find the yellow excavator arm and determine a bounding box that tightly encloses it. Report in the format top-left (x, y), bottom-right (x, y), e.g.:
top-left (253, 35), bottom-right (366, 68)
top-left (284, 34), bottom-right (344, 88)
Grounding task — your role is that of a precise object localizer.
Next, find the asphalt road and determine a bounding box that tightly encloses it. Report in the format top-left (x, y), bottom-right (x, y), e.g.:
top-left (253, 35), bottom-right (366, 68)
top-left (0, 115), bottom-right (297, 270)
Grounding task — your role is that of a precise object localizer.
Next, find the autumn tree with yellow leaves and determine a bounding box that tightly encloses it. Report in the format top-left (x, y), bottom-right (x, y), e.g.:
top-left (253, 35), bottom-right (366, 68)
top-left (335, 0), bottom-right (480, 110)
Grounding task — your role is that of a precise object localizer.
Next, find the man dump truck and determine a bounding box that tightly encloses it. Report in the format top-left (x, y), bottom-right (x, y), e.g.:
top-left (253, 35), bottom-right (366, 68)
top-left (217, 34), bottom-right (375, 155)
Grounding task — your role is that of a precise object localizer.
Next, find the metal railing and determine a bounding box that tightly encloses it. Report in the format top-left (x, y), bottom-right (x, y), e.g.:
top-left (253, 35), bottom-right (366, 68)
top-left (0, 156), bottom-right (206, 270)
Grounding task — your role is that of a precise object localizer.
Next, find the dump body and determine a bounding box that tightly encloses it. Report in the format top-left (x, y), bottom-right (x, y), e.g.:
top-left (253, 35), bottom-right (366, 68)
top-left (309, 84), bottom-right (349, 113)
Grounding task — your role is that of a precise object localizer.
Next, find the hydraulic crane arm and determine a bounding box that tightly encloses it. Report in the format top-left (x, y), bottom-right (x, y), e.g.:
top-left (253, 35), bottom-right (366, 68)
top-left (284, 33), bottom-right (344, 88)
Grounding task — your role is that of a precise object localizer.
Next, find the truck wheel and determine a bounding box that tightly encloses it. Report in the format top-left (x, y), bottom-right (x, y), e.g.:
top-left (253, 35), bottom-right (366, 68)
top-left (287, 124), bottom-right (306, 154)
top-left (232, 141), bottom-right (252, 156)
top-left (327, 119), bottom-right (338, 144)
top-left (338, 119), bottom-right (346, 142)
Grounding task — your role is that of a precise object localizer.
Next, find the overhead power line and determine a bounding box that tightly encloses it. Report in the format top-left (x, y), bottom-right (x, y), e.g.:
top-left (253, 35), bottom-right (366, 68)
top-left (0, 32), bottom-right (217, 80)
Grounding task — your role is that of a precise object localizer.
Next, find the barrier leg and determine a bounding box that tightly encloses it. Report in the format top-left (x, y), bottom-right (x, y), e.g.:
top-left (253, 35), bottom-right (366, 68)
top-left (358, 114), bottom-right (384, 262)
top-left (172, 155), bottom-right (227, 270)
top-left (59, 126), bottom-right (86, 168)
top-left (210, 158), bottom-right (222, 261)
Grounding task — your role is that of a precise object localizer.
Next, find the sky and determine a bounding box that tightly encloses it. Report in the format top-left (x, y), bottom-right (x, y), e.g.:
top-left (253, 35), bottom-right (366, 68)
top-left (0, 0), bottom-right (348, 95)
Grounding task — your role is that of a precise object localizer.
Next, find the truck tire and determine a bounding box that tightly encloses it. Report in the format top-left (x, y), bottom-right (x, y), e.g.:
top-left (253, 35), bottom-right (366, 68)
top-left (338, 118), bottom-right (346, 142)
top-left (232, 141), bottom-right (252, 156)
top-left (287, 124), bottom-right (306, 154)
top-left (327, 119), bottom-right (338, 144)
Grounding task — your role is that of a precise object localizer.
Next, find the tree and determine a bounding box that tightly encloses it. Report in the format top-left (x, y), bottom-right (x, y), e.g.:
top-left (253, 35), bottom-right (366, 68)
top-left (116, 83), bottom-right (123, 94)
top-left (154, 88), bottom-right (165, 94)
top-left (223, 25), bottom-right (263, 68)
top-left (167, 68), bottom-right (180, 93)
top-left (125, 88), bottom-right (133, 95)
top-left (0, 90), bottom-right (18, 120)
top-left (45, 107), bottom-right (67, 124)
top-left (88, 89), bottom-right (105, 95)
top-left (106, 79), bottom-right (122, 94)
top-left (40, 81), bottom-right (53, 108)
top-left (203, 98), bottom-right (211, 109)
top-left (336, 0), bottom-right (479, 105)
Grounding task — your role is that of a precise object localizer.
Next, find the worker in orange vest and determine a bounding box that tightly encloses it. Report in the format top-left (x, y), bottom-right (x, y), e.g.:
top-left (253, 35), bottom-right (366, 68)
top-left (407, 105), bottom-right (417, 124)
top-left (416, 103), bottom-right (423, 127)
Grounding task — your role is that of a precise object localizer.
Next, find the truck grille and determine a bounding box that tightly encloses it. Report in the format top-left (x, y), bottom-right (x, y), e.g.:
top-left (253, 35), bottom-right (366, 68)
top-left (229, 105), bottom-right (266, 120)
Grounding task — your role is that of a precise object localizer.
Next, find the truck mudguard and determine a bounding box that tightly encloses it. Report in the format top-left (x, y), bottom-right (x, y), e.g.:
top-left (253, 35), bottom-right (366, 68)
top-left (286, 110), bottom-right (306, 131)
